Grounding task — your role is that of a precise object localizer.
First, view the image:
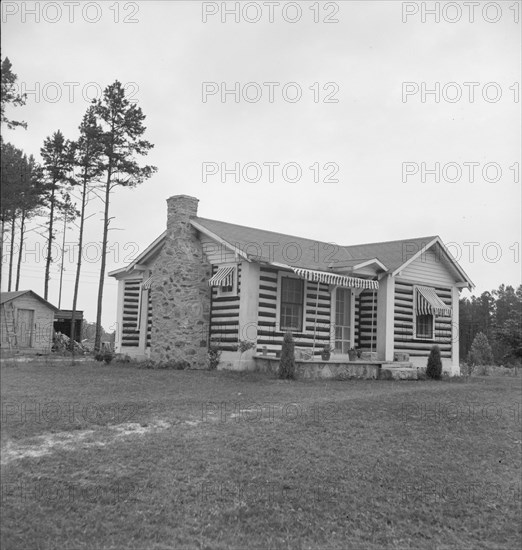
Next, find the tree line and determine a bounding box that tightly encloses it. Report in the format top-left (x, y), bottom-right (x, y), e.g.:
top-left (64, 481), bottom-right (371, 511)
top-left (460, 284), bottom-right (522, 366)
top-left (1, 57), bottom-right (157, 351)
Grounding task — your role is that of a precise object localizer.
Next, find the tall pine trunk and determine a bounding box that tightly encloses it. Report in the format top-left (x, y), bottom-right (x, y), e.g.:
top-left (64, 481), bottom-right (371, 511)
top-left (70, 176), bottom-right (88, 353)
top-left (57, 212), bottom-right (68, 309)
top-left (44, 184), bottom-right (56, 300)
top-left (8, 216), bottom-right (16, 291)
top-left (15, 210), bottom-right (26, 291)
top-left (94, 165), bottom-right (112, 352)
top-left (0, 220), bottom-right (4, 290)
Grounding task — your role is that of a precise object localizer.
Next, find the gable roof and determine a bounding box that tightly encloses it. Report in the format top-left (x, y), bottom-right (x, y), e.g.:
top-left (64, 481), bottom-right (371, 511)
top-left (342, 236), bottom-right (439, 273)
top-left (108, 216), bottom-right (473, 289)
top-left (194, 216), bottom-right (375, 271)
top-left (0, 290), bottom-right (59, 311)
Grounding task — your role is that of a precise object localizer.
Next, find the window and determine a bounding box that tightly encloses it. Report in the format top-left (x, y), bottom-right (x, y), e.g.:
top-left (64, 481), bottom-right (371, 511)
top-left (413, 285), bottom-right (447, 340)
top-left (220, 271), bottom-right (234, 293)
top-left (215, 265), bottom-right (237, 297)
top-left (280, 276), bottom-right (304, 332)
top-left (416, 314), bottom-right (434, 339)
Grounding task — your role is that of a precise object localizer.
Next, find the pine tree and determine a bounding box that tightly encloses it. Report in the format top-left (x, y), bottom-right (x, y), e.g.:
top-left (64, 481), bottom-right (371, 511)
top-left (1, 57), bottom-right (27, 130)
top-left (426, 345), bottom-right (443, 380)
top-left (15, 155), bottom-right (45, 290)
top-left (40, 130), bottom-right (75, 300)
top-left (69, 107), bottom-right (104, 350)
top-left (0, 142), bottom-right (23, 289)
top-left (278, 331), bottom-right (296, 380)
top-left (0, 144), bottom-right (45, 290)
top-left (467, 332), bottom-right (494, 366)
top-left (92, 81), bottom-right (157, 351)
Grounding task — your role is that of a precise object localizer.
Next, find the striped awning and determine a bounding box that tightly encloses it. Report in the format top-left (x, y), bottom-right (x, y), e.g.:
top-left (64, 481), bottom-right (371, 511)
top-left (141, 275), bottom-right (155, 290)
top-left (292, 268), bottom-right (379, 290)
top-left (208, 266), bottom-right (235, 287)
top-left (416, 286), bottom-right (452, 316)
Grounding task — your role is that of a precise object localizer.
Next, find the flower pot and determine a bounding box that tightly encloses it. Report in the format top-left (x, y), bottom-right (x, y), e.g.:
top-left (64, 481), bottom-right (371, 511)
top-left (321, 352), bottom-right (330, 361)
top-left (348, 351), bottom-right (357, 361)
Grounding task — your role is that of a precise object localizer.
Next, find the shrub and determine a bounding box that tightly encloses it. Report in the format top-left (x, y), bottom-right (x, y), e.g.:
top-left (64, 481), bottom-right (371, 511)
top-left (467, 332), bottom-right (494, 366)
top-left (207, 342), bottom-right (221, 370)
top-left (173, 360), bottom-right (190, 370)
top-left (379, 368), bottom-right (393, 380)
top-left (137, 359), bottom-right (156, 369)
top-left (417, 369), bottom-right (427, 381)
top-left (278, 331), bottom-right (296, 380)
top-left (238, 339), bottom-right (255, 361)
top-left (94, 351), bottom-right (113, 364)
top-left (137, 359), bottom-right (189, 370)
top-left (426, 345), bottom-right (442, 380)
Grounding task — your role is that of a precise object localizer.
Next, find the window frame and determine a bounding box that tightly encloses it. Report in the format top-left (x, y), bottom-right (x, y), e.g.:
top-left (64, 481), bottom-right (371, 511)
top-left (277, 273), bottom-right (306, 333)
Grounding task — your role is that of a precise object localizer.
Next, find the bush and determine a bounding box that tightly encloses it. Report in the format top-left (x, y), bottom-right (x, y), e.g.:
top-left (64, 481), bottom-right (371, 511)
top-left (137, 359), bottom-right (189, 370)
top-left (113, 353), bottom-right (132, 364)
top-left (207, 342), bottom-right (221, 370)
top-left (94, 351), bottom-right (113, 364)
top-left (426, 345), bottom-right (442, 380)
top-left (278, 331), bottom-right (296, 380)
top-left (164, 360), bottom-right (190, 370)
top-left (137, 359), bottom-right (157, 369)
top-left (467, 332), bottom-right (494, 366)
top-left (238, 339), bottom-right (255, 361)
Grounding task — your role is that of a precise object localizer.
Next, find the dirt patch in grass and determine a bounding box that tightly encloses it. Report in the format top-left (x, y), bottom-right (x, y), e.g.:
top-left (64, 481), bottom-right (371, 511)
top-left (1, 419), bottom-right (172, 465)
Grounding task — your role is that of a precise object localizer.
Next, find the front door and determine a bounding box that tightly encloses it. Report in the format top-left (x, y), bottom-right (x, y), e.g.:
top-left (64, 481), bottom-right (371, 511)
top-left (17, 309), bottom-right (34, 347)
top-left (335, 289), bottom-right (352, 354)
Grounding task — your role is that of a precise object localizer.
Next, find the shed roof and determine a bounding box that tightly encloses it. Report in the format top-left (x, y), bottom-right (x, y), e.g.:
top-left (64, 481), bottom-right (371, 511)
top-left (0, 290), bottom-right (59, 311)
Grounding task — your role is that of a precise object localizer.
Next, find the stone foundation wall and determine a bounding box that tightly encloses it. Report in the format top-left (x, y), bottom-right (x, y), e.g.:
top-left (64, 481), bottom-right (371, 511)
top-left (253, 357), bottom-right (381, 380)
top-left (150, 196), bottom-right (212, 368)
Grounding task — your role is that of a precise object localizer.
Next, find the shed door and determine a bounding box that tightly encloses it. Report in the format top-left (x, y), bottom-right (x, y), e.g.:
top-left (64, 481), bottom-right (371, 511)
top-left (17, 309), bottom-right (34, 347)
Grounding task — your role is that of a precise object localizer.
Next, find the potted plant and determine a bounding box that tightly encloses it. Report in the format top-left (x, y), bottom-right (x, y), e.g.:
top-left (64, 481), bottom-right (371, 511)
top-left (348, 348), bottom-right (358, 361)
top-left (321, 344), bottom-right (331, 361)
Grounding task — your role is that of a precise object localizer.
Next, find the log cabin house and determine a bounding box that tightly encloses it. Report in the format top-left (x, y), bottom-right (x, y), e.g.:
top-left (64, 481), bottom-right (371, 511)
top-left (109, 195), bottom-right (473, 375)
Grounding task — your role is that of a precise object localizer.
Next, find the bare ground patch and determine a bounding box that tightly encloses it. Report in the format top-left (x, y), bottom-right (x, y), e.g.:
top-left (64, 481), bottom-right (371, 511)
top-left (1, 418), bottom-right (172, 465)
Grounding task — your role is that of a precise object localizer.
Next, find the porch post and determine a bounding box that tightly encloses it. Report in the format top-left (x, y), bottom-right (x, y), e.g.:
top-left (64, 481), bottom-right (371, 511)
top-left (376, 274), bottom-right (394, 361)
top-left (451, 285), bottom-right (460, 374)
top-left (238, 261), bottom-right (260, 368)
top-left (350, 289), bottom-right (356, 350)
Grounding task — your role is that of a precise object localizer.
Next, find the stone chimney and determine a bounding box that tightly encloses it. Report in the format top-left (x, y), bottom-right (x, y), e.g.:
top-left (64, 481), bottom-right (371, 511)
top-left (150, 195), bottom-right (211, 367)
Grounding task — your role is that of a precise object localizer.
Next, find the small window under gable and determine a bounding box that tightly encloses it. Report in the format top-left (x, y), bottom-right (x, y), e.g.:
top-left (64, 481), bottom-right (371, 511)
top-left (416, 314), bottom-right (434, 339)
top-left (413, 285), bottom-right (451, 340)
top-left (209, 265), bottom-right (238, 297)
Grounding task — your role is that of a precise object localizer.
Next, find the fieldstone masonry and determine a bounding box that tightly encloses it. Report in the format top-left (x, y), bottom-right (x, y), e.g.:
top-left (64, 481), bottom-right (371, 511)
top-left (150, 195), bottom-right (212, 367)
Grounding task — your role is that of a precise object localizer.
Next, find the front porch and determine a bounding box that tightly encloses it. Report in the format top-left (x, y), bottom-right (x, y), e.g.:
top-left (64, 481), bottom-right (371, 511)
top-left (252, 355), bottom-right (418, 380)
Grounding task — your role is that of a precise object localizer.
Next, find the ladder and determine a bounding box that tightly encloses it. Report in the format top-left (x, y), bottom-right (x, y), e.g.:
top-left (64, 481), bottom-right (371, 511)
top-left (2, 302), bottom-right (18, 352)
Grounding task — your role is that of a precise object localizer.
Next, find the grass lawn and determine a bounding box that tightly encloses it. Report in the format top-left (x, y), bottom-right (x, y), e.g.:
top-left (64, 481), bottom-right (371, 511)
top-left (1, 360), bottom-right (521, 549)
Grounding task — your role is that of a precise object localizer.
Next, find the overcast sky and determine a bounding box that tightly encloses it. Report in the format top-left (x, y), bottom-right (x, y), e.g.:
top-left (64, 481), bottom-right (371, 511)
top-left (2, 0), bottom-right (521, 330)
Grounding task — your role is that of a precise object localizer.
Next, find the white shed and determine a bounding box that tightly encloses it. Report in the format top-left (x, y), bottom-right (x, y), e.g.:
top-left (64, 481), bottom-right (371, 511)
top-left (0, 290), bottom-right (58, 354)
